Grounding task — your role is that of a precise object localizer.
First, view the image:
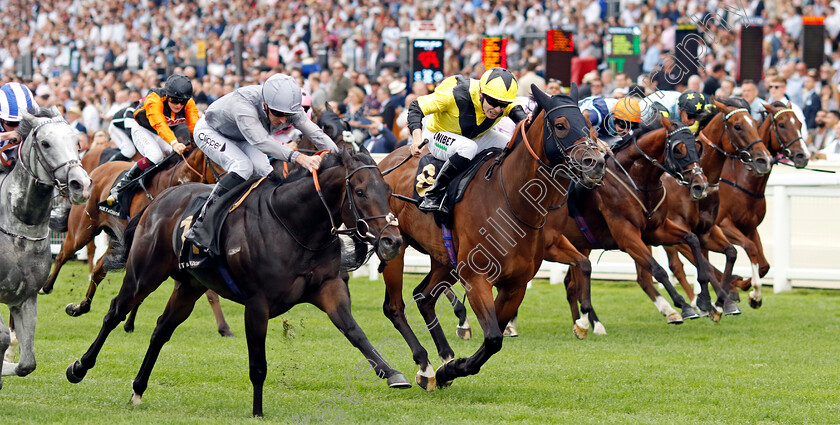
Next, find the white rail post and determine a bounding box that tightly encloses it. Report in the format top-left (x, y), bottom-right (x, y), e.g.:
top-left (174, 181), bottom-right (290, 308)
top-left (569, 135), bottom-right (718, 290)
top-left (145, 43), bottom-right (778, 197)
top-left (368, 255), bottom-right (380, 281)
top-left (773, 185), bottom-right (792, 293)
top-left (549, 262), bottom-right (567, 285)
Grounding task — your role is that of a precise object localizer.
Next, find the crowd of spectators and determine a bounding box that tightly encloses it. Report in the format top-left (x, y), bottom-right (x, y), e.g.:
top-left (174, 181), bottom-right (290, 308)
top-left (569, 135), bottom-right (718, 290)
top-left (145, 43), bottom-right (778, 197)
top-left (2, 0), bottom-right (840, 157)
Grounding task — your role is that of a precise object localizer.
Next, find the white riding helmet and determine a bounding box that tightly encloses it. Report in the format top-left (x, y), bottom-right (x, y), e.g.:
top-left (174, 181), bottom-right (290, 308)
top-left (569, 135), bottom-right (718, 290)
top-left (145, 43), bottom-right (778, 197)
top-left (262, 74), bottom-right (302, 115)
top-left (0, 82), bottom-right (38, 122)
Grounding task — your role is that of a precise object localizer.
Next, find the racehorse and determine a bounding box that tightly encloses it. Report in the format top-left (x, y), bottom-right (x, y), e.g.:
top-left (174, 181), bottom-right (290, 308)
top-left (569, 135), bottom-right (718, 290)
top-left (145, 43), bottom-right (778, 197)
top-left (377, 84), bottom-right (607, 391)
top-left (639, 99), bottom-right (774, 313)
top-left (66, 147), bottom-right (409, 417)
top-left (42, 132), bottom-right (232, 335)
top-left (0, 107), bottom-right (91, 386)
top-left (541, 114), bottom-right (714, 331)
top-left (661, 102), bottom-right (807, 308)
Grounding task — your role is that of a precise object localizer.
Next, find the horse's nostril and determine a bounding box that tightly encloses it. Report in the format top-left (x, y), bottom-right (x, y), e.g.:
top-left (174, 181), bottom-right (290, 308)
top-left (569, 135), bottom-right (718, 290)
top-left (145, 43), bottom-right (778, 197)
top-left (69, 180), bottom-right (83, 192)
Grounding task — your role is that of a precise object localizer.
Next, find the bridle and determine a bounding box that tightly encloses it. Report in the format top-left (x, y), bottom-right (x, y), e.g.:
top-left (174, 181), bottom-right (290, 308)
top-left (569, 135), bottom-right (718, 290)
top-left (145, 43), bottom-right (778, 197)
top-left (768, 108), bottom-right (803, 159)
top-left (632, 125), bottom-right (703, 186)
top-left (699, 108), bottom-right (764, 170)
top-left (19, 118), bottom-right (84, 197)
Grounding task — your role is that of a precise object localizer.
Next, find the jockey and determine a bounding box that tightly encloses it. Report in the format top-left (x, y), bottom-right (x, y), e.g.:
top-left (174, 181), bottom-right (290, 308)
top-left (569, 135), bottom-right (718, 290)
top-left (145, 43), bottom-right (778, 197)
top-left (640, 89), bottom-right (708, 134)
top-left (578, 95), bottom-right (620, 144)
top-left (408, 67), bottom-right (528, 213)
top-left (0, 82), bottom-right (39, 171)
top-left (611, 97), bottom-right (643, 142)
top-left (105, 74), bottom-right (198, 205)
top-left (271, 88), bottom-right (313, 147)
top-left (184, 73), bottom-right (339, 253)
top-left (106, 102), bottom-right (140, 162)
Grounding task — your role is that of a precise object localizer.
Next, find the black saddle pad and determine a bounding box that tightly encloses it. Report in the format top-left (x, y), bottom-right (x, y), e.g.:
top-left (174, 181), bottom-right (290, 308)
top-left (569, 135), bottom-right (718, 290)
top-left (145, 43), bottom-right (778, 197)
top-left (98, 147), bottom-right (123, 167)
top-left (412, 148), bottom-right (502, 227)
top-left (98, 154), bottom-right (182, 218)
top-left (566, 181), bottom-right (601, 248)
top-left (175, 176), bottom-right (262, 270)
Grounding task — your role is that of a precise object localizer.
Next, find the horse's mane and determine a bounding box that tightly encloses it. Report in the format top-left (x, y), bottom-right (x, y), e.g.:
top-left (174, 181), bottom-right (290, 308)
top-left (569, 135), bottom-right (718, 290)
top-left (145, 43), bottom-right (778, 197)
top-left (770, 100), bottom-right (788, 109)
top-left (277, 151), bottom-right (343, 185)
top-left (16, 107), bottom-right (62, 139)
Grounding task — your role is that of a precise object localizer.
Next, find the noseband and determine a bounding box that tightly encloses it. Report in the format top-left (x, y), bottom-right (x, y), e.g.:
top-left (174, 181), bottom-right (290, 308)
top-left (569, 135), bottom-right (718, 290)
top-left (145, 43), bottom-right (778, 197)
top-left (700, 108), bottom-right (764, 169)
top-left (769, 108), bottom-right (803, 159)
top-left (633, 125), bottom-right (703, 186)
top-left (19, 118), bottom-right (84, 197)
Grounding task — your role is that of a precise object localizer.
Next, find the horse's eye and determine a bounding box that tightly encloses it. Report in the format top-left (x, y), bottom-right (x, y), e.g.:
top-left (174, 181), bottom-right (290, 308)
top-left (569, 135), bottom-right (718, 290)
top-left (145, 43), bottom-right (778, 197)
top-left (41, 141), bottom-right (51, 149)
top-left (734, 125), bottom-right (742, 131)
top-left (355, 189), bottom-right (365, 198)
top-left (779, 123), bottom-right (785, 128)
top-left (556, 123), bottom-right (567, 130)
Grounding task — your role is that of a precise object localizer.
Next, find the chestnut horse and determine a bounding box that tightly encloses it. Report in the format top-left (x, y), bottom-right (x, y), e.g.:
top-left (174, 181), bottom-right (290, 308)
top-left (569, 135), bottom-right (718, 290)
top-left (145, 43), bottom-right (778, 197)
top-left (662, 102), bottom-right (807, 309)
top-left (638, 99), bottom-right (774, 314)
top-left (42, 145), bottom-right (232, 334)
top-left (541, 115), bottom-right (714, 331)
top-left (378, 85), bottom-right (607, 391)
top-left (66, 148), bottom-right (410, 417)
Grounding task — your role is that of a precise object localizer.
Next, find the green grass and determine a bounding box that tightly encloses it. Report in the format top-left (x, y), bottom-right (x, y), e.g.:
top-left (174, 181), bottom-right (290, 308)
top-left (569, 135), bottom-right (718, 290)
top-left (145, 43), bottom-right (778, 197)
top-left (1, 260), bottom-right (839, 424)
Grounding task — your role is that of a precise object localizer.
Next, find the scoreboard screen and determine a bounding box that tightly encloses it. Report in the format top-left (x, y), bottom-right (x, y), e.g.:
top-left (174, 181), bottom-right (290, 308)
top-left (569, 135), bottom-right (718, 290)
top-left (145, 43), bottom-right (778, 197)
top-left (738, 25), bottom-right (764, 83)
top-left (482, 36), bottom-right (507, 69)
top-left (411, 39), bottom-right (445, 89)
top-left (802, 16), bottom-right (825, 70)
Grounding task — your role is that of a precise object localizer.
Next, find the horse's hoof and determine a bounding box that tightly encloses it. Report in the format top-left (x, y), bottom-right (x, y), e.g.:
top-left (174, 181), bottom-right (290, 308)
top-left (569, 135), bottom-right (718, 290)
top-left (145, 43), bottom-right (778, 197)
top-left (130, 390), bottom-right (142, 405)
top-left (503, 323), bottom-right (519, 338)
top-left (415, 372), bottom-right (437, 392)
top-left (593, 322), bottom-right (607, 335)
top-left (66, 361), bottom-right (86, 384)
top-left (124, 323), bottom-right (135, 333)
top-left (572, 323), bottom-right (588, 339)
top-left (749, 296), bottom-right (762, 309)
top-left (456, 326), bottom-right (471, 340)
top-left (729, 290), bottom-right (741, 303)
top-left (709, 310), bottom-right (722, 323)
top-left (39, 285), bottom-right (52, 295)
top-left (723, 302), bottom-right (741, 316)
top-left (218, 327), bottom-right (235, 338)
top-left (434, 365), bottom-right (453, 389)
top-left (666, 312), bottom-right (684, 324)
top-left (681, 306), bottom-right (700, 320)
top-left (387, 373), bottom-right (411, 389)
top-left (65, 303), bottom-right (84, 317)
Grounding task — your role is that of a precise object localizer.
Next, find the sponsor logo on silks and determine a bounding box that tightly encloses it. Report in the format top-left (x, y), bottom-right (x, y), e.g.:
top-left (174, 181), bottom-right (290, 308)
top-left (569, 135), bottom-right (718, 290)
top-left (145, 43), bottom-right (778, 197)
top-left (433, 132), bottom-right (456, 146)
top-left (165, 116), bottom-right (187, 126)
top-left (198, 132), bottom-right (224, 151)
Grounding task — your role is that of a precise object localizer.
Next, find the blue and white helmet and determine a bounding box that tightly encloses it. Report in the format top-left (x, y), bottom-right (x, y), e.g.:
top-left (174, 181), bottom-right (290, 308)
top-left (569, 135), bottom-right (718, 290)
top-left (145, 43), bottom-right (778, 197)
top-left (0, 82), bottom-right (38, 122)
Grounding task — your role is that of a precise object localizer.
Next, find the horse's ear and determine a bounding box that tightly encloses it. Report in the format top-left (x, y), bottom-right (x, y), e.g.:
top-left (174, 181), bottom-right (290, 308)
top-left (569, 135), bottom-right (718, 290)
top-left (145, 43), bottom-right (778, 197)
top-left (340, 146), bottom-right (355, 165)
top-left (761, 103), bottom-right (775, 114)
top-left (568, 82), bottom-right (579, 103)
top-left (582, 110), bottom-right (591, 125)
top-left (713, 100), bottom-right (729, 113)
top-left (660, 113), bottom-right (673, 130)
top-left (532, 84), bottom-right (550, 110)
top-left (358, 143), bottom-right (371, 156)
top-left (49, 106), bottom-right (62, 119)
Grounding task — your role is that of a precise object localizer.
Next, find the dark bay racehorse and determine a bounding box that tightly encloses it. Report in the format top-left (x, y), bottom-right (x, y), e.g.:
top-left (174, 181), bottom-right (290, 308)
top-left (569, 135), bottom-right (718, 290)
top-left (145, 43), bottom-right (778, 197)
top-left (42, 142), bottom-right (233, 333)
top-left (0, 108), bottom-right (91, 386)
top-left (378, 85), bottom-right (607, 391)
top-left (640, 100), bottom-right (774, 315)
top-left (541, 115), bottom-right (713, 330)
top-left (665, 102), bottom-right (807, 308)
top-left (66, 147), bottom-right (410, 417)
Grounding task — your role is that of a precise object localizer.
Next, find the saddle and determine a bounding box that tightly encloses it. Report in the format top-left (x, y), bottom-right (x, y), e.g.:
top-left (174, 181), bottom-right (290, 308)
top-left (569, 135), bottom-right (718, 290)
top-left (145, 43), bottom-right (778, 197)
top-left (97, 153), bottom-right (181, 219)
top-left (98, 147), bottom-right (125, 166)
top-left (174, 176), bottom-right (263, 270)
top-left (412, 148), bottom-right (501, 227)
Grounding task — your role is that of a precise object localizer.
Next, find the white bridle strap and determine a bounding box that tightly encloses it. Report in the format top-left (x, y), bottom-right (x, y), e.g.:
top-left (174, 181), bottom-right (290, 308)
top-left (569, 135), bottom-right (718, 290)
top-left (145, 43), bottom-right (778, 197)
top-left (724, 108), bottom-right (749, 120)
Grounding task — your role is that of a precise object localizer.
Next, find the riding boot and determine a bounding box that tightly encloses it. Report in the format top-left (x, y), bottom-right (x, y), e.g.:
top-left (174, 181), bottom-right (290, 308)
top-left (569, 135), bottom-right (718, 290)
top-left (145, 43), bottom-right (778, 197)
top-left (105, 162), bottom-right (144, 206)
top-left (184, 173), bottom-right (247, 254)
top-left (49, 195), bottom-right (72, 232)
top-left (419, 154), bottom-right (470, 214)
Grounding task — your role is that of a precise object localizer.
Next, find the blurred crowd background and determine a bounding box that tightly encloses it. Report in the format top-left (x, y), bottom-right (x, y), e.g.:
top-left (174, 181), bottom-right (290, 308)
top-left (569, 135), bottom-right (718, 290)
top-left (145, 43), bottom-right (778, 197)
top-left (2, 0), bottom-right (840, 156)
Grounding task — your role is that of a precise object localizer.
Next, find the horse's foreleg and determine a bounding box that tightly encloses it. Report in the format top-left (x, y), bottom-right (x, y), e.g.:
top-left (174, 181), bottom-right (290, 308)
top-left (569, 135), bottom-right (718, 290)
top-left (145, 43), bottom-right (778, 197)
top-left (442, 288), bottom-right (471, 340)
top-left (86, 241), bottom-right (96, 275)
top-left (380, 247), bottom-right (433, 389)
top-left (315, 277), bottom-right (410, 393)
top-left (616, 226), bottom-right (690, 323)
top-left (697, 226), bottom-right (740, 315)
top-left (130, 281), bottom-right (204, 408)
top-left (242, 297), bottom-right (269, 417)
top-left (206, 290), bottom-right (234, 337)
top-left (66, 256), bottom-right (107, 317)
top-left (720, 219), bottom-right (766, 308)
top-left (434, 278), bottom-right (509, 388)
top-left (551, 238), bottom-right (601, 337)
top-left (6, 297), bottom-right (37, 377)
top-left (0, 315), bottom-right (10, 384)
top-left (663, 246), bottom-right (697, 305)
top-left (414, 263), bottom-right (458, 364)
top-left (68, 257), bottom-right (172, 384)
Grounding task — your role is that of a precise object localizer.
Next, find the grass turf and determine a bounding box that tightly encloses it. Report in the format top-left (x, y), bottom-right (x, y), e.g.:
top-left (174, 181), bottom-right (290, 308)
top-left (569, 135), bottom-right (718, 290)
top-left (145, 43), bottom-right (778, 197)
top-left (0, 260), bottom-right (838, 424)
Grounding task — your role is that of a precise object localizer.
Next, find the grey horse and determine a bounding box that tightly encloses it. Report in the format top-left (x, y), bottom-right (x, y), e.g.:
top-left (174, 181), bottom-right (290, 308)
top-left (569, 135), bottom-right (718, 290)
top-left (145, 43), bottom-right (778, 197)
top-left (0, 107), bottom-right (91, 388)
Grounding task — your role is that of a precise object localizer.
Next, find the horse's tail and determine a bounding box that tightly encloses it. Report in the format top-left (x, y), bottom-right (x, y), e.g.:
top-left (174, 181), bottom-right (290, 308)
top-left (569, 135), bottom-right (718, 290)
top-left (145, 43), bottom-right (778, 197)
top-left (103, 206), bottom-right (148, 271)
